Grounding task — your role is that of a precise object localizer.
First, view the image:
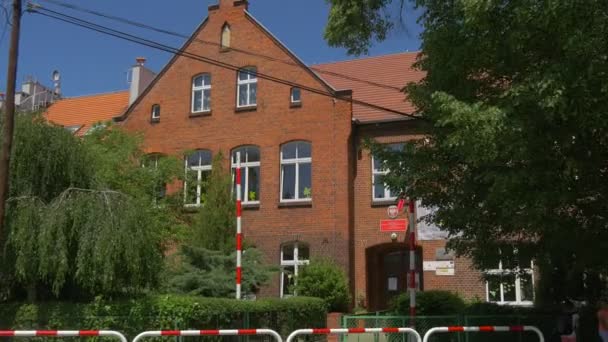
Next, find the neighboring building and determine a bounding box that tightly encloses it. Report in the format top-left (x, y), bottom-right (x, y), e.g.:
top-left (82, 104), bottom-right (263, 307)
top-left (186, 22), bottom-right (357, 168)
top-left (0, 76), bottom-right (60, 113)
top-left (47, 0), bottom-right (534, 309)
top-left (44, 57), bottom-right (155, 135)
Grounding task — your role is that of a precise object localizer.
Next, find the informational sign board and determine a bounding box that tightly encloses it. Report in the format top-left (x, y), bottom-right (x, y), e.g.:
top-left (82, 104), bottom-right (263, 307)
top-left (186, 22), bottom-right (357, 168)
top-left (423, 260), bottom-right (455, 276)
top-left (380, 219), bottom-right (408, 232)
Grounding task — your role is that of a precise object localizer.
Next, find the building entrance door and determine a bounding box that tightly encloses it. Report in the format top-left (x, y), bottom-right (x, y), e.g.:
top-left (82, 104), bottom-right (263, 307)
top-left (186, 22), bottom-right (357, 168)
top-left (366, 243), bottom-right (422, 311)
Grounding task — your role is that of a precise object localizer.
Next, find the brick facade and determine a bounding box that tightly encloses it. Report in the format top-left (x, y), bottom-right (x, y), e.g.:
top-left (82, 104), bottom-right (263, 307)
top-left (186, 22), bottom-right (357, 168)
top-left (119, 0), bottom-right (486, 308)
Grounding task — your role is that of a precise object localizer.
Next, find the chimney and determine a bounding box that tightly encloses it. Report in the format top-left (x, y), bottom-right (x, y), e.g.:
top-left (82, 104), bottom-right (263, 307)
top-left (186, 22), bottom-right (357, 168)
top-left (208, 0), bottom-right (248, 13)
top-left (129, 57), bottom-right (156, 105)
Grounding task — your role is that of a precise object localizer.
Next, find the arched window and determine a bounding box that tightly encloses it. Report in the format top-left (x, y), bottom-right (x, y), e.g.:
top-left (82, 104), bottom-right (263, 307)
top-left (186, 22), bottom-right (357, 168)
top-left (142, 153), bottom-right (166, 202)
top-left (221, 23), bottom-right (231, 49)
top-left (184, 149), bottom-right (212, 206)
top-left (151, 104), bottom-right (161, 120)
top-left (232, 146), bottom-right (260, 204)
top-left (237, 67), bottom-right (257, 108)
top-left (280, 242), bottom-right (310, 297)
top-left (192, 74), bottom-right (211, 113)
top-left (280, 141), bottom-right (311, 202)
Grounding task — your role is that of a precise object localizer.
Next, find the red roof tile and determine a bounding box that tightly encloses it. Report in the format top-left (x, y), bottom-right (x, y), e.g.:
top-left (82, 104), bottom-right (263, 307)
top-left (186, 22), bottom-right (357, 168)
top-left (313, 52), bottom-right (424, 123)
top-left (44, 91), bottom-right (129, 135)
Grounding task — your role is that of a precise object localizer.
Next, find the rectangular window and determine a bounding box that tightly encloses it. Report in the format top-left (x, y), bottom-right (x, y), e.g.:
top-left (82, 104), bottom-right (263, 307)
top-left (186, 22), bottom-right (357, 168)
top-left (485, 247), bottom-right (534, 305)
top-left (237, 68), bottom-right (257, 108)
top-left (151, 104), bottom-right (161, 120)
top-left (371, 143), bottom-right (404, 202)
top-left (280, 243), bottom-right (309, 297)
top-left (290, 87), bottom-right (301, 104)
top-left (192, 74), bottom-right (211, 113)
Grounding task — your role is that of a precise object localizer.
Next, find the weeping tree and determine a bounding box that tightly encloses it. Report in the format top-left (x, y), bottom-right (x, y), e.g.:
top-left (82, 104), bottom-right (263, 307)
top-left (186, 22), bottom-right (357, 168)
top-left (1, 117), bottom-right (183, 301)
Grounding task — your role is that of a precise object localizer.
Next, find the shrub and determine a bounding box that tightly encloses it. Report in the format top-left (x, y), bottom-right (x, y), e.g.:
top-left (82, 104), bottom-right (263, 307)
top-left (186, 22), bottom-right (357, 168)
top-left (391, 290), bottom-right (466, 315)
top-left (0, 295), bottom-right (327, 339)
top-left (295, 258), bottom-right (350, 312)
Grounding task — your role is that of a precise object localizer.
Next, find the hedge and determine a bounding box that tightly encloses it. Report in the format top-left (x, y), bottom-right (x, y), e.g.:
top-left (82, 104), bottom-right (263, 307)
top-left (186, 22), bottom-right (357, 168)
top-left (0, 295), bottom-right (327, 339)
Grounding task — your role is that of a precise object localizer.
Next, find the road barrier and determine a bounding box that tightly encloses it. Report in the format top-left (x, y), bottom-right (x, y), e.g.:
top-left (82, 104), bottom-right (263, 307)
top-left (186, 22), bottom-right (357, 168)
top-left (0, 330), bottom-right (127, 342)
top-left (422, 326), bottom-right (544, 342)
top-left (286, 328), bottom-right (421, 342)
top-left (133, 329), bottom-right (282, 342)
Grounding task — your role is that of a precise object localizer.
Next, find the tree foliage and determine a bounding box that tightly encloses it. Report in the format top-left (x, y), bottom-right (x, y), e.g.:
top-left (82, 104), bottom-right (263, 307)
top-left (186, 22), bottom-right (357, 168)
top-left (330, 0), bottom-right (608, 302)
top-left (164, 152), bottom-right (275, 298)
top-left (1, 117), bottom-right (183, 301)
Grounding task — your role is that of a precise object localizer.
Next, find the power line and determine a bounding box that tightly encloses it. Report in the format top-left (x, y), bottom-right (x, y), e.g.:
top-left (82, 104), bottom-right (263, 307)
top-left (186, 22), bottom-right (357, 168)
top-left (28, 4), bottom-right (421, 120)
top-left (37, 0), bottom-right (405, 92)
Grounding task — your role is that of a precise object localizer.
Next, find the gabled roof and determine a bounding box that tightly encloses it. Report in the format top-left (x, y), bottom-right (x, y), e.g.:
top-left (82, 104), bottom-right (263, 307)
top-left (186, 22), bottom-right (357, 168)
top-left (44, 90), bottom-right (129, 136)
top-left (313, 52), bottom-right (424, 123)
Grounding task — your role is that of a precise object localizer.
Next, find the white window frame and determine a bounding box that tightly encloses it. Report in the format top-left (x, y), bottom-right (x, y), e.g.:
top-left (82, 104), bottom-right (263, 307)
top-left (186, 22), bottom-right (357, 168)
top-left (151, 104), bottom-right (160, 120)
top-left (184, 151), bottom-right (212, 207)
top-left (485, 253), bottom-right (534, 306)
top-left (290, 87), bottom-right (301, 104)
top-left (192, 74), bottom-right (211, 113)
top-left (280, 242), bottom-right (310, 298)
top-left (237, 68), bottom-right (257, 108)
top-left (280, 142), bottom-right (312, 203)
top-left (231, 146), bottom-right (261, 205)
top-left (371, 143), bottom-right (403, 202)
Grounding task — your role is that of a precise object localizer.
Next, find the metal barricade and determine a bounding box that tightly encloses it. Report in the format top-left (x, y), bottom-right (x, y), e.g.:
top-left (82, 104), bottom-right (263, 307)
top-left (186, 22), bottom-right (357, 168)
top-left (286, 328), bottom-right (421, 342)
top-left (0, 330), bottom-right (127, 342)
top-left (422, 326), bottom-right (544, 342)
top-left (133, 329), bottom-right (282, 342)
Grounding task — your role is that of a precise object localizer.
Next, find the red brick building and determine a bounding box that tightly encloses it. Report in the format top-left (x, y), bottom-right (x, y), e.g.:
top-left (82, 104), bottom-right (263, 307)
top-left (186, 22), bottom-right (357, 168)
top-left (113, 0), bottom-right (487, 310)
top-left (48, 0), bottom-right (538, 310)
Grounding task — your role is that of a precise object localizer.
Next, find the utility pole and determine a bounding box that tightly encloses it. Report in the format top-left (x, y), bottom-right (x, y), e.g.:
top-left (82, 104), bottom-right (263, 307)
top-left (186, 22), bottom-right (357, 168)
top-left (0, 0), bottom-right (22, 237)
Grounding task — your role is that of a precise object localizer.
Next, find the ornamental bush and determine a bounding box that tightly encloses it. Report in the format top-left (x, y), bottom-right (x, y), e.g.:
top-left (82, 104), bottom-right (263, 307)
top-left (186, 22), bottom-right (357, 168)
top-left (391, 290), bottom-right (466, 315)
top-left (294, 258), bottom-right (350, 312)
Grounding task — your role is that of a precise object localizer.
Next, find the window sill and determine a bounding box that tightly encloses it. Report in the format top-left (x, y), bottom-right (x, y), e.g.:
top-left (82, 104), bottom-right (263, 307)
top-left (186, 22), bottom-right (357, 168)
top-left (242, 202), bottom-right (260, 210)
top-left (290, 102), bottom-right (302, 108)
top-left (371, 199), bottom-right (398, 207)
top-left (190, 111), bottom-right (211, 118)
top-left (150, 118), bottom-right (160, 123)
top-left (235, 105), bottom-right (257, 113)
top-left (220, 47), bottom-right (231, 53)
top-left (278, 200), bottom-right (312, 208)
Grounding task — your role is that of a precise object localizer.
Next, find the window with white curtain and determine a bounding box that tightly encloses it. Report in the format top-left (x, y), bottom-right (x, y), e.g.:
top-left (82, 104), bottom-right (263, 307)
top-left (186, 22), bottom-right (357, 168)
top-left (237, 67), bottom-right (257, 108)
top-left (192, 74), bottom-right (211, 113)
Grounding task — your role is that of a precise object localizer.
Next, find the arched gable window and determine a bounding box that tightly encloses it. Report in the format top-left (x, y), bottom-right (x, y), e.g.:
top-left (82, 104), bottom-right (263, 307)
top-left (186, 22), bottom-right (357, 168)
top-left (280, 242), bottom-right (310, 297)
top-left (221, 23), bottom-right (231, 49)
top-left (184, 149), bottom-right (212, 206)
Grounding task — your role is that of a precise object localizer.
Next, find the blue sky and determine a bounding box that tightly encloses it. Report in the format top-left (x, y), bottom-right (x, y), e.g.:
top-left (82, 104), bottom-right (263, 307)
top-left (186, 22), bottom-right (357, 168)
top-left (0, 0), bottom-right (422, 97)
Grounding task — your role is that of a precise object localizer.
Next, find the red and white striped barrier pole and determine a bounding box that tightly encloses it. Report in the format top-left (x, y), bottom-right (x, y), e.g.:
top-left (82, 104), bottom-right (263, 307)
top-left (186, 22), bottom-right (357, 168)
top-left (286, 328), bottom-right (421, 342)
top-left (0, 330), bottom-right (127, 342)
top-left (235, 151), bottom-right (242, 300)
top-left (422, 326), bottom-right (544, 342)
top-left (407, 199), bottom-right (417, 324)
top-left (133, 329), bottom-right (282, 342)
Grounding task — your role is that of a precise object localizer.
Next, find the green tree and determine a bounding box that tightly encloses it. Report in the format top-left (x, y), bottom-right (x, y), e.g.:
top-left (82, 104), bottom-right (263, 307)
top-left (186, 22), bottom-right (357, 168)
top-left (327, 1), bottom-right (608, 302)
top-left (1, 117), bottom-right (183, 301)
top-left (294, 258), bottom-right (350, 312)
top-left (165, 152), bottom-right (275, 298)
top-left (190, 152), bottom-right (235, 253)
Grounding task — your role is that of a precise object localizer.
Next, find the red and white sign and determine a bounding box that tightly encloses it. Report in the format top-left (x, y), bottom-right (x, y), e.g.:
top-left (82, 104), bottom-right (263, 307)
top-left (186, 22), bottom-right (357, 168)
top-left (380, 219), bottom-right (408, 232)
